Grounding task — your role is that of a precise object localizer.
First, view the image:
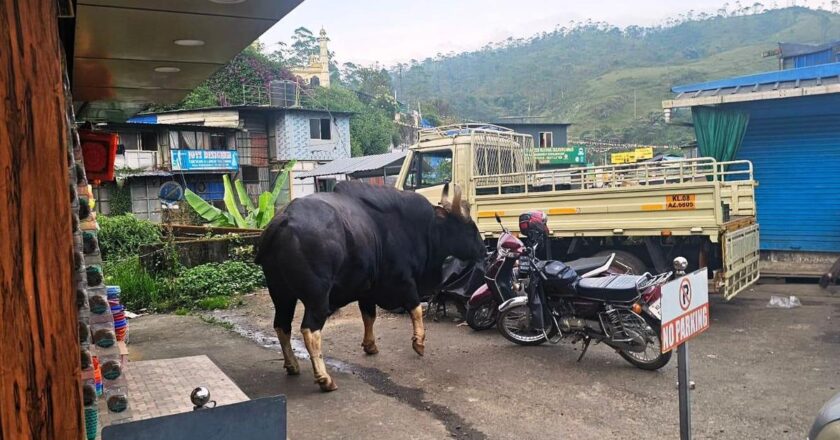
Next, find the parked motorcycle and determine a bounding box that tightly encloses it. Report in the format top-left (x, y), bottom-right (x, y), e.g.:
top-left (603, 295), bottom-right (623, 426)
top-left (429, 255), bottom-right (489, 321)
top-left (465, 224), bottom-right (617, 331)
top-left (492, 211), bottom-right (673, 370)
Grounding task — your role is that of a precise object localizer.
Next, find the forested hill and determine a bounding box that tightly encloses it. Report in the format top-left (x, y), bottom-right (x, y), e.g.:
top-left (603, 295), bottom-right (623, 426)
top-left (392, 7), bottom-right (840, 145)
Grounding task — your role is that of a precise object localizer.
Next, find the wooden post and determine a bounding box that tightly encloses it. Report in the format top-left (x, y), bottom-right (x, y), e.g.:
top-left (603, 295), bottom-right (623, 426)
top-left (0, 1), bottom-right (83, 439)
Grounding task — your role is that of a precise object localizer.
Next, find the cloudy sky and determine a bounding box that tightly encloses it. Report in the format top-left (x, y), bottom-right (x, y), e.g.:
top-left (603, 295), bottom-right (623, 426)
top-left (260, 0), bottom-right (828, 66)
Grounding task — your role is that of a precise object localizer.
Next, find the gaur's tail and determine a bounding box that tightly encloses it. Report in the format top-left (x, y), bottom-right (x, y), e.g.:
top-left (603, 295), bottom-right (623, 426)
top-left (254, 211), bottom-right (289, 266)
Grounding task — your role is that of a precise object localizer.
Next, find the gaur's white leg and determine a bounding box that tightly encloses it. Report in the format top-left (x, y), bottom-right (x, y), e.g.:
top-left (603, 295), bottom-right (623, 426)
top-left (301, 328), bottom-right (337, 392)
top-left (410, 305), bottom-right (425, 356)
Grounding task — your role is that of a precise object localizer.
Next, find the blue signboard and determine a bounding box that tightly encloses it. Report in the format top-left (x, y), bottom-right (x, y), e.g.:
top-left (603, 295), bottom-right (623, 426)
top-left (170, 149), bottom-right (239, 171)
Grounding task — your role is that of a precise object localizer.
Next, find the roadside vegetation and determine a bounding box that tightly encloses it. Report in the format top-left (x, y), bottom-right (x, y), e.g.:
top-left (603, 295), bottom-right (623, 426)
top-left (99, 214), bottom-right (265, 312)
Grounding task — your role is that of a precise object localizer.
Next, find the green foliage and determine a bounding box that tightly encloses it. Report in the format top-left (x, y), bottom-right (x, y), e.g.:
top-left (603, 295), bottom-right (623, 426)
top-left (184, 161), bottom-right (296, 228)
top-left (175, 43), bottom-right (296, 109)
top-left (103, 258), bottom-right (169, 311)
top-left (196, 296), bottom-right (232, 311)
top-left (108, 183), bottom-right (132, 216)
top-left (171, 261), bottom-right (265, 308)
top-left (105, 258), bottom-right (265, 311)
top-left (394, 7), bottom-right (840, 145)
top-left (98, 214), bottom-right (162, 260)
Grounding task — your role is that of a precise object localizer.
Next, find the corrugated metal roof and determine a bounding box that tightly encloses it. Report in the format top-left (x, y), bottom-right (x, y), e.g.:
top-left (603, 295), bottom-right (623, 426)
top-left (664, 63), bottom-right (840, 108)
top-left (672, 62), bottom-right (840, 94)
top-left (296, 151), bottom-right (407, 179)
top-left (779, 41), bottom-right (840, 59)
top-left (671, 63), bottom-right (840, 93)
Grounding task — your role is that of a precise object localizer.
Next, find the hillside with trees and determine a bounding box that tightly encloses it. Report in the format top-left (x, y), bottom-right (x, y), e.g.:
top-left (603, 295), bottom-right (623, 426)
top-left (392, 6), bottom-right (840, 145)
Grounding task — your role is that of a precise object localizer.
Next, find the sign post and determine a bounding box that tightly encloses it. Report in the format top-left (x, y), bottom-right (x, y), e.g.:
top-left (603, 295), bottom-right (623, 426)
top-left (660, 262), bottom-right (709, 440)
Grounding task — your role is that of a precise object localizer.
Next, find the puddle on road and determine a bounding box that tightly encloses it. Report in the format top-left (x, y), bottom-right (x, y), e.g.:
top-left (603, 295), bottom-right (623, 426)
top-left (203, 309), bottom-right (486, 439)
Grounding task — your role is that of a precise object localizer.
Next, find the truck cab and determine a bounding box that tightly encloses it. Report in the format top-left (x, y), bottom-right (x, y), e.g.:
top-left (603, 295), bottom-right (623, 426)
top-left (396, 123), bottom-right (761, 299)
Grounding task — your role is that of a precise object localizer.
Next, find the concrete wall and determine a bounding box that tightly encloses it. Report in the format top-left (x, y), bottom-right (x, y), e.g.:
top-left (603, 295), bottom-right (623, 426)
top-left (275, 111), bottom-right (351, 161)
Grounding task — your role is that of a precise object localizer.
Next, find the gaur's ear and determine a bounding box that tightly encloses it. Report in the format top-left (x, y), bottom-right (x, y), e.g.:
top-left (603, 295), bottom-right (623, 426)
top-left (434, 205), bottom-right (448, 219)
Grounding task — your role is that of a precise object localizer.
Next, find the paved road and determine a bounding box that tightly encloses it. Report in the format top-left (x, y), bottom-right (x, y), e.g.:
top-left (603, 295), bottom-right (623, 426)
top-left (129, 282), bottom-right (840, 439)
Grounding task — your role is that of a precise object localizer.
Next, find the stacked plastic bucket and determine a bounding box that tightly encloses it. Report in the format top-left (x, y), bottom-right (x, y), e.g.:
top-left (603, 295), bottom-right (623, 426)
top-left (107, 286), bottom-right (128, 343)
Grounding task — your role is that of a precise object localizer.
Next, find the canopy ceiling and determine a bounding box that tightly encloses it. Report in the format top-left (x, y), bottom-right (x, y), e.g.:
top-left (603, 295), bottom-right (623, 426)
top-left (72, 0), bottom-right (303, 122)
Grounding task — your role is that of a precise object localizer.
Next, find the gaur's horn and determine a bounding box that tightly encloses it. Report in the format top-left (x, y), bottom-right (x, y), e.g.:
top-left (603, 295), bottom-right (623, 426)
top-left (440, 182), bottom-right (450, 206)
top-left (451, 184), bottom-right (463, 219)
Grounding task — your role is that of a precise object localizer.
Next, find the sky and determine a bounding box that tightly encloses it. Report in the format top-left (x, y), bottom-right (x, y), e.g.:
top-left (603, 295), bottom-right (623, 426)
top-left (260, 0), bottom-right (830, 67)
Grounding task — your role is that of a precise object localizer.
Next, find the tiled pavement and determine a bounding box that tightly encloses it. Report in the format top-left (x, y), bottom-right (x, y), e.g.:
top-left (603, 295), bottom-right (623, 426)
top-left (99, 355), bottom-right (249, 430)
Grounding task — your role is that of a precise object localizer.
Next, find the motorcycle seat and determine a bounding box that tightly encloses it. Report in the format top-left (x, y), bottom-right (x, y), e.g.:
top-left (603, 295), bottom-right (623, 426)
top-left (575, 274), bottom-right (646, 303)
top-left (566, 255), bottom-right (612, 276)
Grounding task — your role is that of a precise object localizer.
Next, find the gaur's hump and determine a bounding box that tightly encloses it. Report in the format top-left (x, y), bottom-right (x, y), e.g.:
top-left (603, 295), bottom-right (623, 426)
top-left (333, 181), bottom-right (429, 212)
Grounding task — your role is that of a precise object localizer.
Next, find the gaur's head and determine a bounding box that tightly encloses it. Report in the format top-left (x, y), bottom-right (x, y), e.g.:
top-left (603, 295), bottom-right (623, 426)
top-left (433, 183), bottom-right (485, 262)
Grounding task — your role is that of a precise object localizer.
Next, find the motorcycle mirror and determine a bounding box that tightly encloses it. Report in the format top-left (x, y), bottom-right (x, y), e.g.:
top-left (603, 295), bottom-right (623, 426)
top-left (494, 212), bottom-right (509, 233)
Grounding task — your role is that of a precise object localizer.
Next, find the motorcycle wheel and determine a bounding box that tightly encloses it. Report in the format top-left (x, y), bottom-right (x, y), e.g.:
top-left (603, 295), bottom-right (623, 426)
top-left (466, 301), bottom-right (498, 331)
top-left (496, 304), bottom-right (558, 346)
top-left (617, 312), bottom-right (672, 370)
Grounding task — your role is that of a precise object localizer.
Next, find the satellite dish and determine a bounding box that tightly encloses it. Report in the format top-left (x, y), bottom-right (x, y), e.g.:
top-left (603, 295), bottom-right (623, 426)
top-left (159, 181), bottom-right (184, 203)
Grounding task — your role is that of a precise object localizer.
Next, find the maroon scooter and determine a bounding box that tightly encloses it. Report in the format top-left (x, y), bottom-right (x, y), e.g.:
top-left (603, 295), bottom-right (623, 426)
top-left (464, 214), bottom-right (617, 331)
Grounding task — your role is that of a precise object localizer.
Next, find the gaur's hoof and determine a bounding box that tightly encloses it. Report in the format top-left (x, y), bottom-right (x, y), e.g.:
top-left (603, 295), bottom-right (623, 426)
top-left (284, 364), bottom-right (300, 375)
top-left (317, 377), bottom-right (338, 392)
top-left (362, 341), bottom-right (379, 355)
top-left (412, 336), bottom-right (425, 356)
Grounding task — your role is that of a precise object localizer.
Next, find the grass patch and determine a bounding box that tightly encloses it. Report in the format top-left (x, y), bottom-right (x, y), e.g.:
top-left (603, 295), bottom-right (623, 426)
top-left (196, 295), bottom-right (232, 310)
top-left (103, 257), bottom-right (171, 311)
top-left (200, 315), bottom-right (234, 331)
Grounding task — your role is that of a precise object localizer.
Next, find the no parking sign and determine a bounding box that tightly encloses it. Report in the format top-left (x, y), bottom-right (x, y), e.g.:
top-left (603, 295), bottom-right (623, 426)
top-left (660, 268), bottom-right (709, 353)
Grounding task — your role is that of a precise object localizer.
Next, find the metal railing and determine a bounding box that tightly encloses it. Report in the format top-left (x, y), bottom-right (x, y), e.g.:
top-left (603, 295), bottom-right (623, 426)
top-left (473, 157), bottom-right (754, 196)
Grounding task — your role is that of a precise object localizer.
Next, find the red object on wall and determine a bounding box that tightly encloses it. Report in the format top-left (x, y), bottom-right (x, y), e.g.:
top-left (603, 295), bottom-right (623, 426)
top-left (79, 130), bottom-right (117, 182)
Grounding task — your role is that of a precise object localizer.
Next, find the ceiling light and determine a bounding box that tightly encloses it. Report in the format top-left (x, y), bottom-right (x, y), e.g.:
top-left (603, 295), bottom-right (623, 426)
top-left (209, 0), bottom-right (246, 4)
top-left (154, 66), bottom-right (181, 73)
top-left (174, 39), bottom-right (205, 47)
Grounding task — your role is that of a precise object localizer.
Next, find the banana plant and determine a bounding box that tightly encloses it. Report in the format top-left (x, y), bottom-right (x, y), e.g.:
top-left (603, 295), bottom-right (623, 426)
top-left (184, 160), bottom-right (296, 229)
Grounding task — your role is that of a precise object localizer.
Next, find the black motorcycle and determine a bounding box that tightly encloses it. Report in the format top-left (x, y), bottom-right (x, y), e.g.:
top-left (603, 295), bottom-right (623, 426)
top-left (427, 255), bottom-right (488, 322)
top-left (493, 211), bottom-right (673, 370)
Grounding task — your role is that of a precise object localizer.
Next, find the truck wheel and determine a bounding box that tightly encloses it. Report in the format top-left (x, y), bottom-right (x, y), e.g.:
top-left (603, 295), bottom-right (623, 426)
top-left (595, 250), bottom-right (647, 275)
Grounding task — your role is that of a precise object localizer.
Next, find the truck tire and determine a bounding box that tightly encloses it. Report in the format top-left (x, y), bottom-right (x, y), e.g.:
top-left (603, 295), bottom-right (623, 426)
top-left (595, 250), bottom-right (648, 275)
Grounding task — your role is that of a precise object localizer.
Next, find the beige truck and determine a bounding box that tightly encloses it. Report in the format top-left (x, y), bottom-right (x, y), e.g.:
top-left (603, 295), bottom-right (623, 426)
top-left (395, 124), bottom-right (760, 299)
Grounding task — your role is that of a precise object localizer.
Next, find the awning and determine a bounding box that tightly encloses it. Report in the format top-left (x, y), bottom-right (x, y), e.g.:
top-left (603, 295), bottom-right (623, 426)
top-left (71, 0), bottom-right (304, 122)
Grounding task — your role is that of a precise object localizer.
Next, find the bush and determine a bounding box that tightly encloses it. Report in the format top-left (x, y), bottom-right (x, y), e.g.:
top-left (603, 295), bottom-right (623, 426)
top-left (98, 214), bottom-right (162, 260)
top-left (171, 261), bottom-right (265, 309)
top-left (103, 258), bottom-right (170, 311)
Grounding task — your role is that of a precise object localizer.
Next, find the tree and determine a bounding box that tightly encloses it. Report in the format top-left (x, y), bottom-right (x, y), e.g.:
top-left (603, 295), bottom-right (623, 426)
top-left (289, 27), bottom-right (317, 66)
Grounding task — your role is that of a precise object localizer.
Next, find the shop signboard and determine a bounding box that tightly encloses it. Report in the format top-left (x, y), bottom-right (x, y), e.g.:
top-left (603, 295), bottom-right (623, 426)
top-left (170, 149), bottom-right (239, 171)
top-left (535, 147), bottom-right (586, 165)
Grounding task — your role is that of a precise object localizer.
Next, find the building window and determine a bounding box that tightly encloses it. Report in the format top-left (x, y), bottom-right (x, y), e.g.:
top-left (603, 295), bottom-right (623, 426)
top-left (118, 132), bottom-right (139, 151)
top-left (310, 118), bottom-right (332, 140)
top-left (539, 132), bottom-right (553, 148)
top-left (210, 133), bottom-right (228, 150)
top-left (141, 132), bottom-right (157, 151)
top-left (241, 166), bottom-right (259, 183)
top-left (316, 178), bottom-right (336, 192)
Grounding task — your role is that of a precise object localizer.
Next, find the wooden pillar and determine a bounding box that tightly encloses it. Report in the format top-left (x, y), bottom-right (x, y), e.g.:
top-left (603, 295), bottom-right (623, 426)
top-left (0, 1), bottom-right (83, 439)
